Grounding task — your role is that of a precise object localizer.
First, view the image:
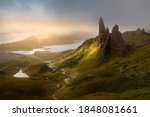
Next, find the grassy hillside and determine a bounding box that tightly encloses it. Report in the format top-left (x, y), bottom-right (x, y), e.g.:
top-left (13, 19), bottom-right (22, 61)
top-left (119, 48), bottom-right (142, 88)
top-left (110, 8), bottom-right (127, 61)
top-left (0, 55), bottom-right (60, 99)
top-left (0, 31), bottom-right (150, 100)
top-left (123, 30), bottom-right (150, 46)
top-left (53, 42), bottom-right (150, 99)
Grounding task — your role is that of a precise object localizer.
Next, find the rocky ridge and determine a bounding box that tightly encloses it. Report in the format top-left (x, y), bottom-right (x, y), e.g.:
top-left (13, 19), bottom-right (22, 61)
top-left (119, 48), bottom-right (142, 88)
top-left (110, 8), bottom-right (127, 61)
top-left (98, 17), bottom-right (125, 59)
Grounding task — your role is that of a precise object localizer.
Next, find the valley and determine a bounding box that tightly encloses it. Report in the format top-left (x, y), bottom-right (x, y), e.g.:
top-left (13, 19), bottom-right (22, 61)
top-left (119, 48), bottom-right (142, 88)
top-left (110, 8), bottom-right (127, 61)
top-left (0, 17), bottom-right (150, 100)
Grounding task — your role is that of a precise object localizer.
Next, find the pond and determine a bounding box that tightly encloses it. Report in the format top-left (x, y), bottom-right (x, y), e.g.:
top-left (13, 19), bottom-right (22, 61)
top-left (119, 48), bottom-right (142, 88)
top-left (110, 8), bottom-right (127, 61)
top-left (13, 70), bottom-right (29, 78)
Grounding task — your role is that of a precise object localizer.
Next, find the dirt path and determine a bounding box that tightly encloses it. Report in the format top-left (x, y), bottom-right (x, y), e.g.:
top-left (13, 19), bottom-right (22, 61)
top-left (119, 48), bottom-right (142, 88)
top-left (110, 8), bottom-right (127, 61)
top-left (51, 72), bottom-right (76, 100)
top-left (52, 94), bottom-right (58, 100)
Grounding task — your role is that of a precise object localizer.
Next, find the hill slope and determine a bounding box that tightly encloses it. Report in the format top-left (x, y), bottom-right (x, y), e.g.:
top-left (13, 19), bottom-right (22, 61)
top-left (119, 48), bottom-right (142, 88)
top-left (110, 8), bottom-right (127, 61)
top-left (123, 29), bottom-right (150, 46)
top-left (0, 33), bottom-right (86, 51)
top-left (0, 34), bottom-right (150, 99)
top-left (52, 39), bottom-right (150, 99)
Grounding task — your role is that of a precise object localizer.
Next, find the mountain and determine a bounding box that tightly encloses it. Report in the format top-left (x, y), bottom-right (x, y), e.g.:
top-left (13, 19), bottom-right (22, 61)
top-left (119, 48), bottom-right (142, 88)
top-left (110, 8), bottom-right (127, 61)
top-left (0, 17), bottom-right (150, 99)
top-left (0, 33), bottom-right (87, 51)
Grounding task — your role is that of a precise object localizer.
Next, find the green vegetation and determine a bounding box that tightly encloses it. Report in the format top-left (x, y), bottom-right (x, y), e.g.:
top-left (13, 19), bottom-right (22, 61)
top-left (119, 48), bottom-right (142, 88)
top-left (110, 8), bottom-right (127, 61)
top-left (123, 30), bottom-right (150, 46)
top-left (0, 55), bottom-right (61, 99)
top-left (0, 30), bottom-right (150, 100)
top-left (53, 43), bottom-right (150, 100)
top-left (0, 78), bottom-right (56, 100)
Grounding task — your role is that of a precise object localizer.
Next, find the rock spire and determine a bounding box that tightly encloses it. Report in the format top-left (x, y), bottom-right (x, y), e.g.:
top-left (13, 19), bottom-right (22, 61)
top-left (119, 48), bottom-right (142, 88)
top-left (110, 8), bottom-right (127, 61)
top-left (99, 16), bottom-right (105, 35)
top-left (111, 25), bottom-right (125, 49)
top-left (98, 17), bottom-right (125, 60)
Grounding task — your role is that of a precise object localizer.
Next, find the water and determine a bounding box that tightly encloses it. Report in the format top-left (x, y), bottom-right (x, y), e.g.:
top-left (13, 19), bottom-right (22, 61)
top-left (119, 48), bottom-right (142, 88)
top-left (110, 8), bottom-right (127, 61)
top-left (13, 70), bottom-right (29, 78)
top-left (8, 42), bottom-right (82, 55)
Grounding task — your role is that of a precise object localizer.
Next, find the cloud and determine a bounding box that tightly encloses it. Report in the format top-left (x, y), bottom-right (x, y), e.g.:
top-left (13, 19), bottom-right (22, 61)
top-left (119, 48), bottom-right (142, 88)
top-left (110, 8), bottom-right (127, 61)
top-left (0, 0), bottom-right (150, 31)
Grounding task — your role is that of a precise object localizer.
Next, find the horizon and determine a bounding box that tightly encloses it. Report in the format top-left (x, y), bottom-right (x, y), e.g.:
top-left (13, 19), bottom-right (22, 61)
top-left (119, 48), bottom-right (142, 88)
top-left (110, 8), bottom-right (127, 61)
top-left (0, 0), bottom-right (150, 44)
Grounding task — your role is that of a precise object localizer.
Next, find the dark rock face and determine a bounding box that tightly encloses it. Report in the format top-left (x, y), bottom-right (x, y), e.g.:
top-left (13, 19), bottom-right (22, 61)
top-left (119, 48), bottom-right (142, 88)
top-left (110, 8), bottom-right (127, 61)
top-left (98, 17), bottom-right (125, 60)
top-left (99, 16), bottom-right (105, 35)
top-left (141, 28), bottom-right (145, 34)
top-left (111, 25), bottom-right (125, 49)
top-left (135, 28), bottom-right (146, 34)
top-left (40, 64), bottom-right (52, 73)
top-left (98, 27), bottom-right (111, 58)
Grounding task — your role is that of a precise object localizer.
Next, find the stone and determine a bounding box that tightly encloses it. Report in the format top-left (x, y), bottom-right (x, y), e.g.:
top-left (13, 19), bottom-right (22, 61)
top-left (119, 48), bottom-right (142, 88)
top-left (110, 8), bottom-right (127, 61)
top-left (98, 17), bottom-right (126, 60)
top-left (141, 28), bottom-right (145, 33)
top-left (40, 64), bottom-right (53, 73)
top-left (111, 25), bottom-right (125, 49)
top-left (99, 16), bottom-right (105, 35)
top-left (135, 28), bottom-right (145, 34)
top-left (98, 27), bottom-right (111, 59)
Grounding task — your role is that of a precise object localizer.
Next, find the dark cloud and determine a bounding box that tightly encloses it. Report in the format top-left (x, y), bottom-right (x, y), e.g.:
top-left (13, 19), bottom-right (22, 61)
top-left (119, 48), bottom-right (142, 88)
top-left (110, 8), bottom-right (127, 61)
top-left (0, 0), bottom-right (150, 29)
top-left (49, 0), bottom-right (150, 26)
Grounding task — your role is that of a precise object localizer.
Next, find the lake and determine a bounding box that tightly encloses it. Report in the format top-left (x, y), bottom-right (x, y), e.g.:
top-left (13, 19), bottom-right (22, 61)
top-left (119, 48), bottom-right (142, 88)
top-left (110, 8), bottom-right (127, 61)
top-left (8, 42), bottom-right (83, 55)
top-left (13, 70), bottom-right (29, 78)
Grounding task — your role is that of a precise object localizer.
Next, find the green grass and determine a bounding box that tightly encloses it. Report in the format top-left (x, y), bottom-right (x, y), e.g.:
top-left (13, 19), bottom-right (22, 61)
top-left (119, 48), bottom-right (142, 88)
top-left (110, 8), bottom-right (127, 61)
top-left (77, 88), bottom-right (150, 100)
top-left (53, 42), bottom-right (150, 100)
top-left (0, 55), bottom-right (60, 99)
top-left (34, 49), bottom-right (74, 61)
top-left (123, 31), bottom-right (150, 46)
top-left (0, 78), bottom-right (57, 100)
top-left (0, 32), bottom-right (150, 100)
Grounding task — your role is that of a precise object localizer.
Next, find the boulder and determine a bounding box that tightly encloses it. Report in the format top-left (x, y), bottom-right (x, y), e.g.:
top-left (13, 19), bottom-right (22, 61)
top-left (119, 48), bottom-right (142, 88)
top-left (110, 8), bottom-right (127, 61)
top-left (40, 64), bottom-right (53, 73)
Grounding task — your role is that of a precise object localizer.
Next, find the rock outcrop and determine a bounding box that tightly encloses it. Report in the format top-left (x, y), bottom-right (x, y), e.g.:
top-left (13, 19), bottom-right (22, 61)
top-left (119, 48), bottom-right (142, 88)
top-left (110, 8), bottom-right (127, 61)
top-left (111, 25), bottom-right (125, 49)
top-left (99, 16), bottom-right (106, 35)
top-left (98, 27), bottom-right (111, 58)
top-left (98, 17), bottom-right (125, 60)
top-left (135, 28), bottom-right (146, 34)
top-left (40, 64), bottom-right (53, 73)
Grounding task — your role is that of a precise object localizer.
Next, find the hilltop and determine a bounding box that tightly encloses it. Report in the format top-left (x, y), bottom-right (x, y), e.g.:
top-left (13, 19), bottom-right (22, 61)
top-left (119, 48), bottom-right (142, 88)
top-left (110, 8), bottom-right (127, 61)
top-left (123, 28), bottom-right (150, 47)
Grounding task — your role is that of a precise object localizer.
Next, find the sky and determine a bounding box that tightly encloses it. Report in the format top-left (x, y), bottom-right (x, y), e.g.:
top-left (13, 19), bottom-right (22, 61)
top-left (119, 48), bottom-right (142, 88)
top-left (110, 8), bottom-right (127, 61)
top-left (0, 0), bottom-right (150, 43)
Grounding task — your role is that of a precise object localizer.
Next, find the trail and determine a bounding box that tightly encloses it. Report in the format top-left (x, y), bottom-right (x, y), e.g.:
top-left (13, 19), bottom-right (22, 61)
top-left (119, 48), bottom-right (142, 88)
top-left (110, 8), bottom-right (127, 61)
top-left (33, 56), bottom-right (74, 100)
top-left (51, 69), bottom-right (76, 100)
top-left (52, 94), bottom-right (58, 100)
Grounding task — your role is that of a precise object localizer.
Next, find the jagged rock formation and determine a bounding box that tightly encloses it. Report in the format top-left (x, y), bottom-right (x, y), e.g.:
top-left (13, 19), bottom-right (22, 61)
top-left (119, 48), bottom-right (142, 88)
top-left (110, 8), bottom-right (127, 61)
top-left (111, 25), bottom-right (125, 49)
top-left (99, 16), bottom-right (106, 35)
top-left (40, 64), bottom-right (53, 73)
top-left (98, 27), bottom-right (111, 58)
top-left (98, 17), bottom-right (125, 60)
top-left (135, 28), bottom-right (146, 34)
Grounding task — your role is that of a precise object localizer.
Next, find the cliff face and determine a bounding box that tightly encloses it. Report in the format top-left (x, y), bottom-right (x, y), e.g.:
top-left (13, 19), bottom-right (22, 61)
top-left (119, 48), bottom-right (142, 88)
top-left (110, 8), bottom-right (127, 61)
top-left (98, 27), bottom-right (111, 58)
top-left (99, 16), bottom-right (106, 35)
top-left (111, 25), bottom-right (125, 49)
top-left (98, 17), bottom-right (125, 59)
